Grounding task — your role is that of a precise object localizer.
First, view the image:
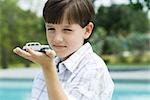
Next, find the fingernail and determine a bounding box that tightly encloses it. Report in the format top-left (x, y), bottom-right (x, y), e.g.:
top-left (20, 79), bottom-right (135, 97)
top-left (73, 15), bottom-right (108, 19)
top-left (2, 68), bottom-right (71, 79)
top-left (13, 49), bottom-right (16, 53)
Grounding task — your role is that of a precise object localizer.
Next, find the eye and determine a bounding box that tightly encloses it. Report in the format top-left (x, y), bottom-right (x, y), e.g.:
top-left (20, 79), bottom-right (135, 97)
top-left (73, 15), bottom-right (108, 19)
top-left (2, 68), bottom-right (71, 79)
top-left (63, 28), bottom-right (72, 32)
top-left (48, 28), bottom-right (55, 31)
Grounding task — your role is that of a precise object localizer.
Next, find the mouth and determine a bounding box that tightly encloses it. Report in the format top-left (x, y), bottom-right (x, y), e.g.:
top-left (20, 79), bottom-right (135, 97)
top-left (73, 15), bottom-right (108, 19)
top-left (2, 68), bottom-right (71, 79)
top-left (52, 45), bottom-right (67, 49)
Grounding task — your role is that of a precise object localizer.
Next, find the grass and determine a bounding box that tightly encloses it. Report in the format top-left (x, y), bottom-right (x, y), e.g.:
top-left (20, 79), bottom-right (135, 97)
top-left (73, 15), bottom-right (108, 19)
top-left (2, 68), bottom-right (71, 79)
top-left (1, 63), bottom-right (40, 69)
top-left (107, 63), bottom-right (150, 70)
top-left (1, 62), bottom-right (149, 70)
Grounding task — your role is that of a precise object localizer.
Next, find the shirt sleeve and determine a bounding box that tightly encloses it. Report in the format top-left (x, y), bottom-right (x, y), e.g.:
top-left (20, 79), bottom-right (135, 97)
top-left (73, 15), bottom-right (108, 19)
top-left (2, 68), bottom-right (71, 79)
top-left (63, 66), bottom-right (114, 100)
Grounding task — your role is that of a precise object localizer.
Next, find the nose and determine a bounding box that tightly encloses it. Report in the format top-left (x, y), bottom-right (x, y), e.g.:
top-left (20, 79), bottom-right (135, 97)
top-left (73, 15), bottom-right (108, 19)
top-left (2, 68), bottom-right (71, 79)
top-left (53, 33), bottom-right (63, 43)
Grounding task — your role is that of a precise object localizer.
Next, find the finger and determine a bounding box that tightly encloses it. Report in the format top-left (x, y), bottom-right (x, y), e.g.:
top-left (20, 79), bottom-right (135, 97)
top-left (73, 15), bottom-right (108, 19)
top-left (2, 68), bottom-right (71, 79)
top-left (27, 47), bottom-right (46, 57)
top-left (13, 47), bottom-right (31, 59)
top-left (26, 47), bottom-right (37, 56)
top-left (45, 49), bottom-right (56, 58)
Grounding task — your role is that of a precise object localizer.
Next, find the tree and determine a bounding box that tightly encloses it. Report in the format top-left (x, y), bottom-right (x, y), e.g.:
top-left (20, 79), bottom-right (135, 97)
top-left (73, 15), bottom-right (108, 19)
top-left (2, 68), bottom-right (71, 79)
top-left (129, 0), bottom-right (150, 10)
top-left (91, 4), bottom-right (149, 55)
top-left (0, 0), bottom-right (45, 68)
top-left (0, 0), bottom-right (18, 68)
top-left (95, 4), bottom-right (149, 36)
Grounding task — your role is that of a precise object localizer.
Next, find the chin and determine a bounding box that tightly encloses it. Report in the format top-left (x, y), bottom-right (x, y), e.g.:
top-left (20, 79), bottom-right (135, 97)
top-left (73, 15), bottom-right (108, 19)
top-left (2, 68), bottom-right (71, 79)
top-left (57, 54), bottom-right (70, 61)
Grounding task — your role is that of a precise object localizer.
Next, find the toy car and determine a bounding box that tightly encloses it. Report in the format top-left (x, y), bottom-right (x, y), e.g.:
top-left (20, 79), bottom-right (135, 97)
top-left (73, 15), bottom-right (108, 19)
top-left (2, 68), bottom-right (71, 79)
top-left (22, 42), bottom-right (50, 52)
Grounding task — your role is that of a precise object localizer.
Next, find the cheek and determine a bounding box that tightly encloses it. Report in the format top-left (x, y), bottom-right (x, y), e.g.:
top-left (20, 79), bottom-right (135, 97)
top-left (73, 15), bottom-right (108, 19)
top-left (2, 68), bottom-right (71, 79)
top-left (46, 34), bottom-right (53, 43)
top-left (67, 35), bottom-right (84, 47)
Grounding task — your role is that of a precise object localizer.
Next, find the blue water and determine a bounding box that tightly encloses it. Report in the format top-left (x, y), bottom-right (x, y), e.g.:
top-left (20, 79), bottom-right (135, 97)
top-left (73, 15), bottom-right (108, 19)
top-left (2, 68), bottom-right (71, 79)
top-left (0, 79), bottom-right (150, 100)
top-left (0, 79), bottom-right (32, 100)
top-left (112, 81), bottom-right (150, 100)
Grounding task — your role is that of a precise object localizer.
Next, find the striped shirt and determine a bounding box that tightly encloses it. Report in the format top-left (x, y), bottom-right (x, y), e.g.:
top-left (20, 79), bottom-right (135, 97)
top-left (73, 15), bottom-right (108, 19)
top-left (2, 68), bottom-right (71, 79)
top-left (31, 42), bottom-right (114, 100)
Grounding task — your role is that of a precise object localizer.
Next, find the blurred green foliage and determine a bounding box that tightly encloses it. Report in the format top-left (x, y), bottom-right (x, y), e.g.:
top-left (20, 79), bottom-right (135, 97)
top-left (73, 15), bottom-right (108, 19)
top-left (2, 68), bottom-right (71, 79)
top-left (0, 0), bottom-right (46, 68)
top-left (95, 4), bottom-right (149, 36)
top-left (0, 0), bottom-right (149, 68)
top-left (90, 4), bottom-right (150, 65)
top-left (102, 51), bottom-right (150, 65)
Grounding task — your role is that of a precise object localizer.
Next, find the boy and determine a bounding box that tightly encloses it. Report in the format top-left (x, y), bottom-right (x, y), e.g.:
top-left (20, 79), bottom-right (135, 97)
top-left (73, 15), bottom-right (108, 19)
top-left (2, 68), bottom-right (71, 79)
top-left (13, 0), bottom-right (114, 100)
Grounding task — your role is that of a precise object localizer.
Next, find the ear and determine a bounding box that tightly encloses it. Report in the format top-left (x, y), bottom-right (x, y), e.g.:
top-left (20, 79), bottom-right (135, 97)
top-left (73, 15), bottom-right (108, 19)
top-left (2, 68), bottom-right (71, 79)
top-left (83, 22), bottom-right (94, 39)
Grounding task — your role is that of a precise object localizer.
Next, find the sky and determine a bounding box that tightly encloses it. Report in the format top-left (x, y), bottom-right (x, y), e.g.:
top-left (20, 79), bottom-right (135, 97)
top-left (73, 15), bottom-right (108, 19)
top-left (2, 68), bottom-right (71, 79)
top-left (18, 0), bottom-right (47, 16)
top-left (94, 0), bottom-right (129, 7)
top-left (17, 0), bottom-right (149, 18)
top-left (18, 0), bottom-right (129, 16)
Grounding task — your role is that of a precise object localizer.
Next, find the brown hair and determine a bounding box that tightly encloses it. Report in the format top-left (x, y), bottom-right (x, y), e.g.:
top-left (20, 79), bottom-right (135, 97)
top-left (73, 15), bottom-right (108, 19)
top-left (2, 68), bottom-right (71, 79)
top-left (43, 0), bottom-right (95, 28)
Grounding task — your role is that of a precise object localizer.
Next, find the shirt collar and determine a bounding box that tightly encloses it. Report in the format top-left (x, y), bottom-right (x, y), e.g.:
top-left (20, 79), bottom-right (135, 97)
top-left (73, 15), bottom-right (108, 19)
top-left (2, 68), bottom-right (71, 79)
top-left (61, 42), bottom-right (93, 73)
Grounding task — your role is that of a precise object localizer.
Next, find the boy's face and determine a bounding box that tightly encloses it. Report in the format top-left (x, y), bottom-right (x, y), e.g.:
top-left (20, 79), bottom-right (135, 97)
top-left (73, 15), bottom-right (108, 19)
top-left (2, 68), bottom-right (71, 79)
top-left (45, 20), bottom-right (93, 60)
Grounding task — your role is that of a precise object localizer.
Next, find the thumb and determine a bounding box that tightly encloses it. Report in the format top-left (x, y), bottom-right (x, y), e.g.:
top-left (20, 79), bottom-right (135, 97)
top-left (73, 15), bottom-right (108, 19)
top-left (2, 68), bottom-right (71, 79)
top-left (45, 49), bottom-right (56, 58)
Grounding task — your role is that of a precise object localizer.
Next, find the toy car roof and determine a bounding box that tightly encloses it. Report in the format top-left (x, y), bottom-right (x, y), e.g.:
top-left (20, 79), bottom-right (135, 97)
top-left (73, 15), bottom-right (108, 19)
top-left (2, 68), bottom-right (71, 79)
top-left (25, 42), bottom-right (41, 46)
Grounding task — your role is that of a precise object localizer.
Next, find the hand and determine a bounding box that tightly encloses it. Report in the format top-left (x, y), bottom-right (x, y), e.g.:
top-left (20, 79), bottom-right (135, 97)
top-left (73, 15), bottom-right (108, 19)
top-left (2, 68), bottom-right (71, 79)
top-left (13, 47), bottom-right (56, 66)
